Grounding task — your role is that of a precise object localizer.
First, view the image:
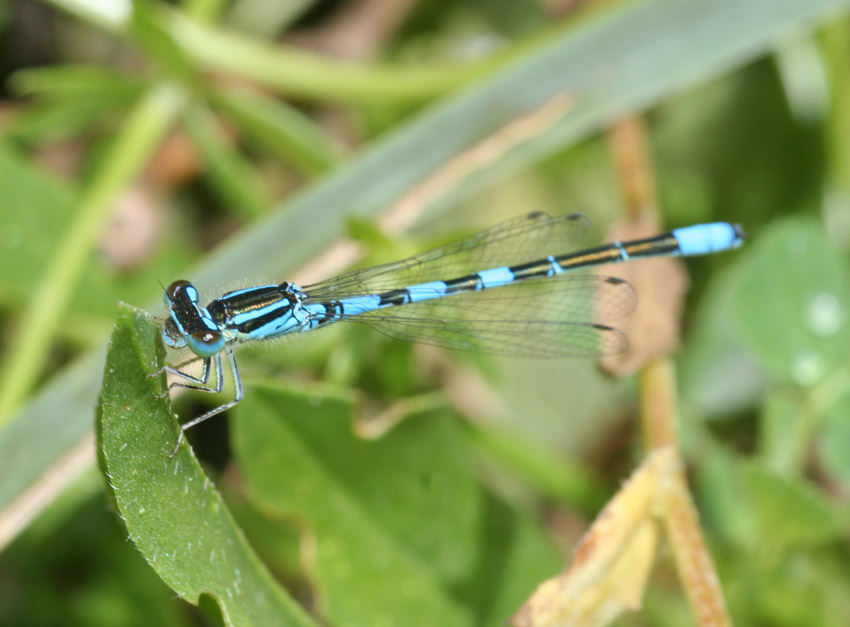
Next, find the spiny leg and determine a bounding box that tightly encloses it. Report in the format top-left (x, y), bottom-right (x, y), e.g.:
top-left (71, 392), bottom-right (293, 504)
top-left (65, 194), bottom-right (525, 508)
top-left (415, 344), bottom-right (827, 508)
top-left (170, 347), bottom-right (243, 457)
top-left (152, 356), bottom-right (222, 400)
top-left (148, 354), bottom-right (206, 381)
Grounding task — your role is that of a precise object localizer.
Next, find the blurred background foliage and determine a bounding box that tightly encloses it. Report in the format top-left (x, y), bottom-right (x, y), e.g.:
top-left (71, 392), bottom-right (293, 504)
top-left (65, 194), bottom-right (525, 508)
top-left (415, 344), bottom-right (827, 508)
top-left (1, 0), bottom-right (850, 625)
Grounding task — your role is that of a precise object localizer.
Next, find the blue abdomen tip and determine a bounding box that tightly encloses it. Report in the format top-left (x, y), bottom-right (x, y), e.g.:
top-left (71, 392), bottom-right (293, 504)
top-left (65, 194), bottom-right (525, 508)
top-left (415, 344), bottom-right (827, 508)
top-left (673, 223), bottom-right (745, 256)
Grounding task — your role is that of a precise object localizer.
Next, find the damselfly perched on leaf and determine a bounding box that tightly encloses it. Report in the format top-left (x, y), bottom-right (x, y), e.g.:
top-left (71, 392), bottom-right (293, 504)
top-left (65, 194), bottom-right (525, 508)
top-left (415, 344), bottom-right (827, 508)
top-left (154, 212), bottom-right (744, 453)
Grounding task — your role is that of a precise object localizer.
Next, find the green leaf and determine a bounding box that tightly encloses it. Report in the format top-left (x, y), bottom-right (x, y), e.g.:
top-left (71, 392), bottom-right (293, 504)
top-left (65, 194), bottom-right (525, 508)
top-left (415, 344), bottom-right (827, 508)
top-left (743, 464), bottom-right (849, 546)
top-left (233, 382), bottom-right (559, 625)
top-left (9, 65), bottom-right (147, 100)
top-left (753, 555), bottom-right (850, 627)
top-left (164, 11), bottom-right (485, 105)
top-left (129, 3), bottom-right (194, 81)
top-left (819, 391), bottom-right (850, 485)
top-left (759, 388), bottom-right (811, 474)
top-left (211, 91), bottom-right (342, 176)
top-left (700, 451), bottom-right (849, 548)
top-left (98, 304), bottom-right (315, 627)
top-left (462, 420), bottom-right (609, 513)
top-left (183, 105), bottom-right (269, 218)
top-left (7, 66), bottom-right (147, 143)
top-left (697, 447), bottom-right (760, 549)
top-left (679, 261), bottom-right (769, 417)
top-left (729, 217), bottom-right (850, 386)
top-left (722, 547), bottom-right (850, 627)
top-left (0, 143), bottom-right (76, 305)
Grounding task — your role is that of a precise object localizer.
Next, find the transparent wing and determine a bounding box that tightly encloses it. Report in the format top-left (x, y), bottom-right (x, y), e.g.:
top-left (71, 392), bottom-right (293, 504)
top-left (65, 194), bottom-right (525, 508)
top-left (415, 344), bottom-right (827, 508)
top-left (332, 275), bottom-right (636, 358)
top-left (303, 212), bottom-right (590, 299)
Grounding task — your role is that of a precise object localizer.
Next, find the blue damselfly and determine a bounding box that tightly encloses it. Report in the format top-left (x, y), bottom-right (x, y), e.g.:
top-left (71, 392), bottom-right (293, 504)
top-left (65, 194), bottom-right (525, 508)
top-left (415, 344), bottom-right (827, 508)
top-left (155, 212), bottom-right (744, 453)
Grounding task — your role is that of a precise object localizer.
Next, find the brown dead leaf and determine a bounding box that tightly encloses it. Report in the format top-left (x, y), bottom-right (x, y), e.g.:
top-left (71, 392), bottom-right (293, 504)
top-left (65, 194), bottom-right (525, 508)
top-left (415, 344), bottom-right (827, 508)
top-left (511, 447), bottom-right (677, 627)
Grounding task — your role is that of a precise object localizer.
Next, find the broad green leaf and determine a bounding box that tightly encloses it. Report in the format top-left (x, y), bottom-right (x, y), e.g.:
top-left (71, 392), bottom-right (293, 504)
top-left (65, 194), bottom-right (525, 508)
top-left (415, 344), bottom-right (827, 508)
top-left (722, 548), bottom-right (850, 627)
top-left (743, 464), bottom-right (848, 546)
top-left (463, 420), bottom-right (609, 513)
top-left (234, 385), bottom-right (471, 625)
top-left (700, 450), bottom-right (849, 549)
top-left (233, 382), bottom-right (559, 625)
top-left (753, 555), bottom-right (850, 627)
top-left (729, 217), bottom-right (850, 386)
top-left (98, 304), bottom-right (315, 627)
top-left (221, 486), bottom-right (305, 586)
top-left (679, 261), bottom-right (769, 418)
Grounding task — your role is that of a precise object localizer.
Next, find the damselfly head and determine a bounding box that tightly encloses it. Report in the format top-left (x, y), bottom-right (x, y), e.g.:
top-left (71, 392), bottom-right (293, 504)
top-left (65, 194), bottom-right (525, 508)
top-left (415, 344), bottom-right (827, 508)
top-left (160, 279), bottom-right (227, 357)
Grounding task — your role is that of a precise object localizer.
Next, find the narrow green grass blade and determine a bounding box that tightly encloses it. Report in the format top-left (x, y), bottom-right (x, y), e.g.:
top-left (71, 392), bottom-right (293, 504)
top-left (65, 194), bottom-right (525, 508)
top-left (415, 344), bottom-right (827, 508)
top-left (7, 66), bottom-right (147, 143)
top-left (184, 105), bottom-right (269, 219)
top-left (0, 144), bottom-right (76, 305)
top-left (163, 10), bottom-right (485, 105)
top-left (8, 65), bottom-right (147, 99)
top-left (98, 304), bottom-right (315, 626)
top-left (210, 91), bottom-right (342, 175)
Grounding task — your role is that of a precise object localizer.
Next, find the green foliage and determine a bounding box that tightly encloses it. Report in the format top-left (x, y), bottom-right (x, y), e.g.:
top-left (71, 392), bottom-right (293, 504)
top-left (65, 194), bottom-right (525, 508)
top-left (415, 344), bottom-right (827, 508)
top-left (820, 395), bottom-right (850, 483)
top-left (1, 0), bottom-right (850, 625)
top-left (8, 66), bottom-right (148, 143)
top-left (183, 105), bottom-right (270, 219)
top-left (0, 479), bottom-right (191, 627)
top-left (0, 144), bottom-right (76, 304)
top-left (730, 218), bottom-right (850, 386)
top-left (743, 464), bottom-right (848, 546)
top-left (210, 91), bottom-right (343, 175)
top-left (99, 305), bottom-right (314, 626)
top-left (234, 382), bottom-right (559, 625)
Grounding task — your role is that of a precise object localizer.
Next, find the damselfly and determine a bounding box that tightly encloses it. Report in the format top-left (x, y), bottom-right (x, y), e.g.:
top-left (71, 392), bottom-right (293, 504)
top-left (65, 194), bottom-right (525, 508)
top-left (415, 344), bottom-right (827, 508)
top-left (155, 212), bottom-right (744, 452)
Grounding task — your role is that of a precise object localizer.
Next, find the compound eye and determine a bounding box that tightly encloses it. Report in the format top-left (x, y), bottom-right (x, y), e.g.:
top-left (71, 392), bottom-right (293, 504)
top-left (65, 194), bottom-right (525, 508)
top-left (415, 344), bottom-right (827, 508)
top-left (187, 330), bottom-right (225, 357)
top-left (165, 280), bottom-right (195, 305)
